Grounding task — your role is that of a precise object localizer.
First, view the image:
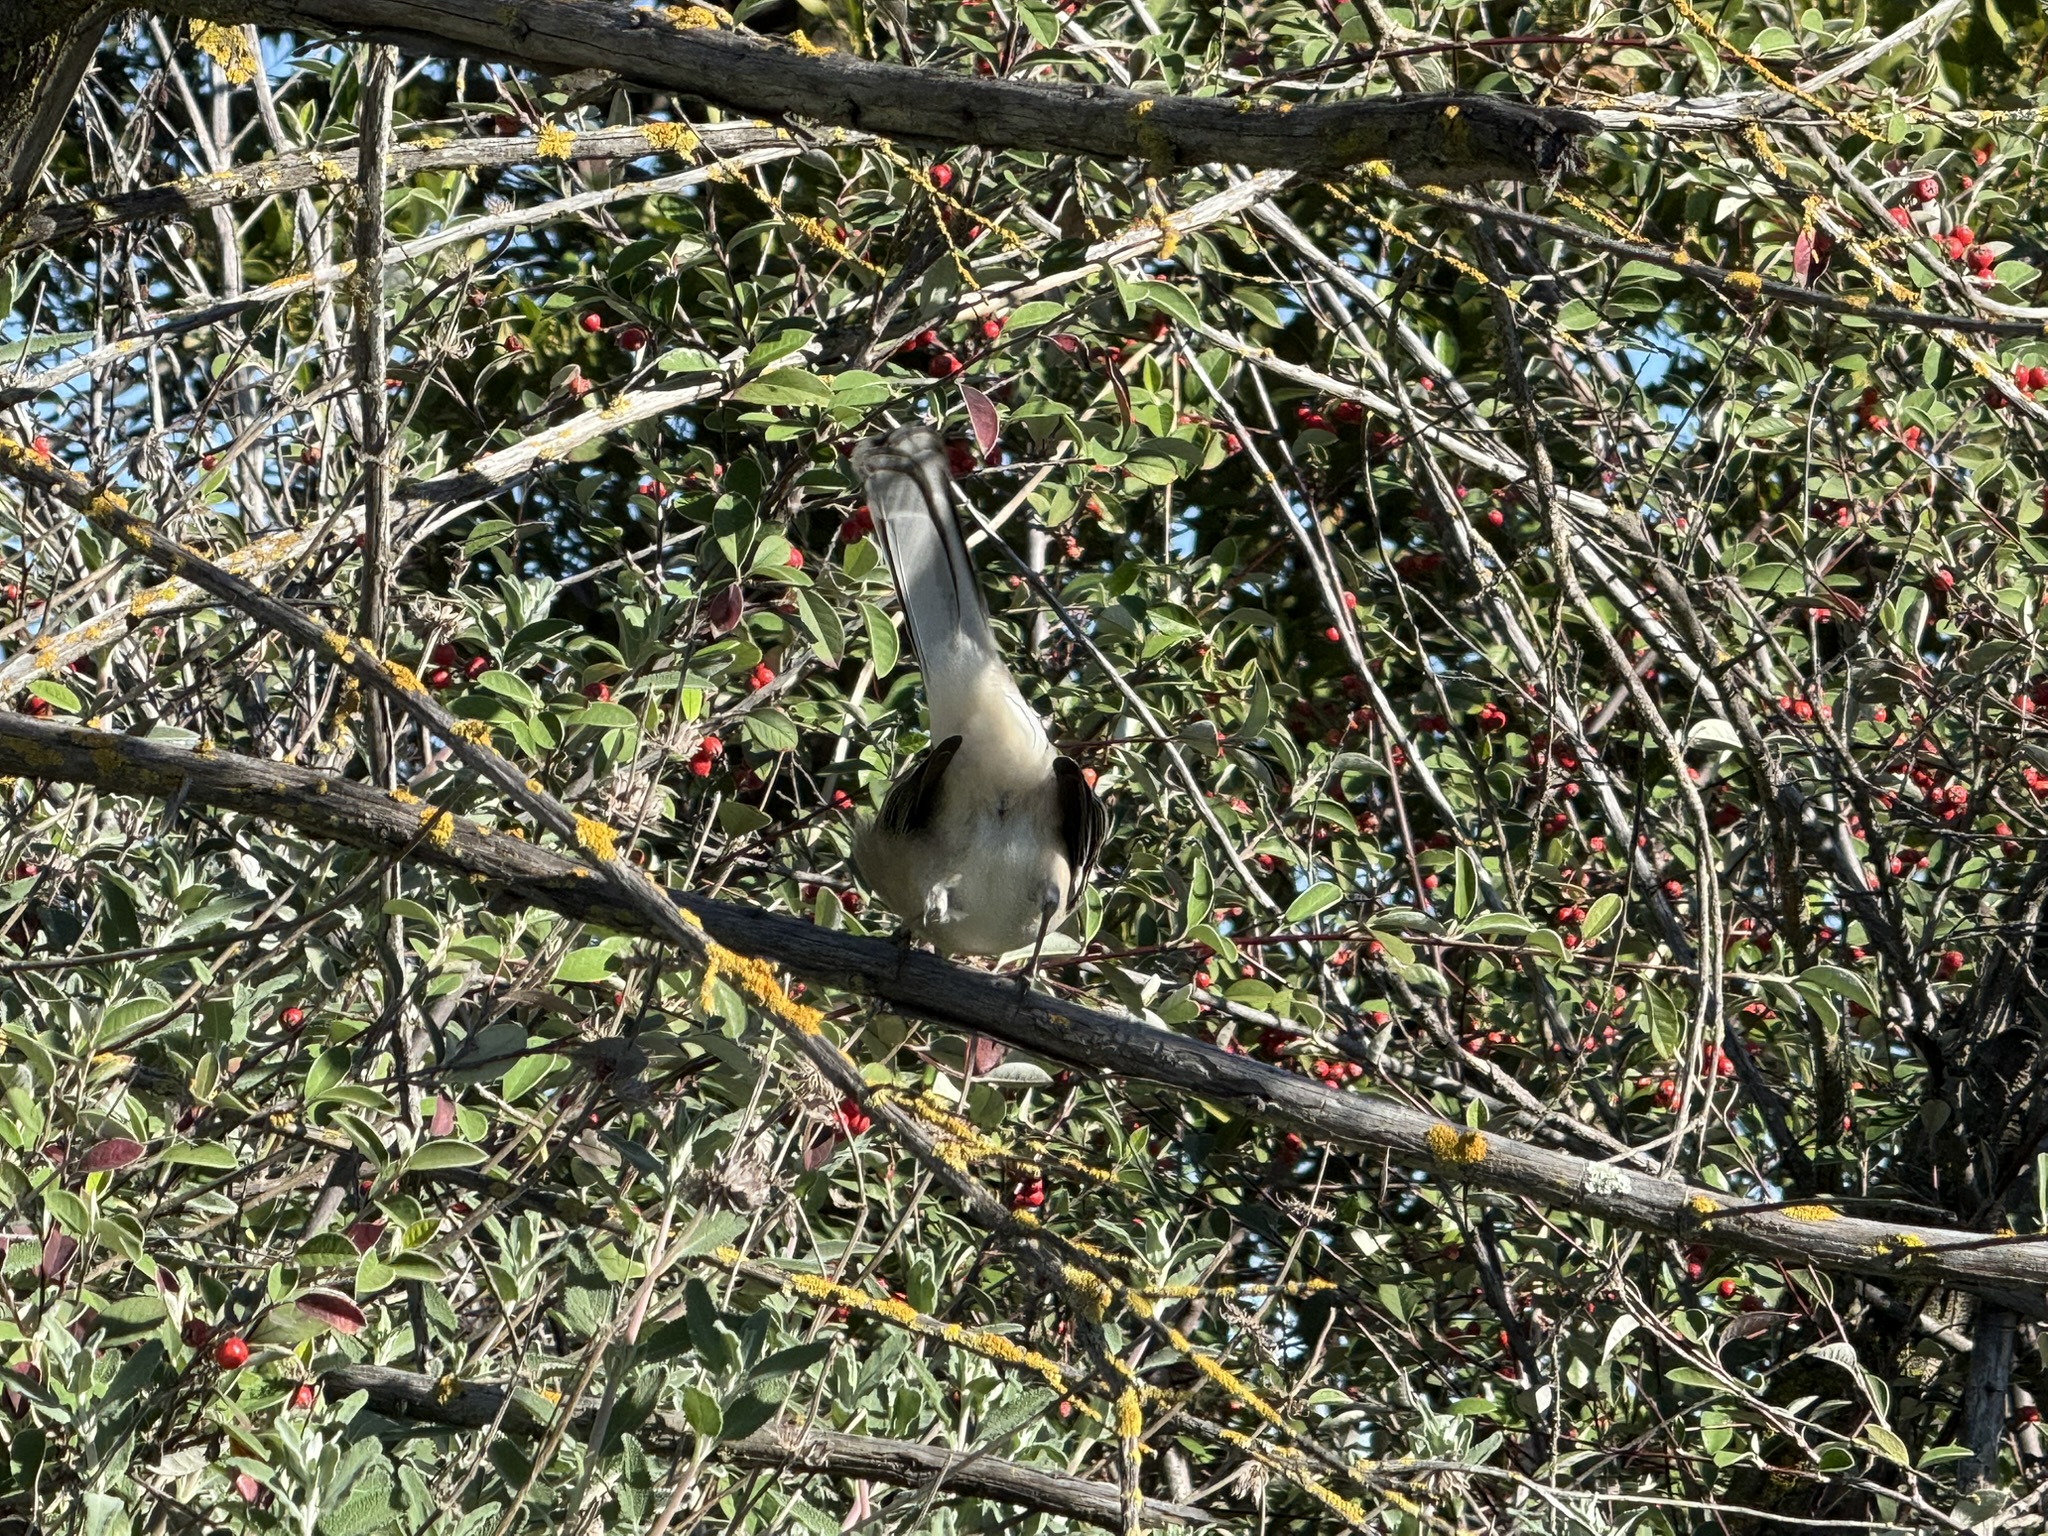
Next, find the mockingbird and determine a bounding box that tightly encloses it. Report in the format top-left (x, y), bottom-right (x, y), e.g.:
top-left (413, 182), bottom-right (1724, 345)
top-left (848, 424), bottom-right (1105, 960)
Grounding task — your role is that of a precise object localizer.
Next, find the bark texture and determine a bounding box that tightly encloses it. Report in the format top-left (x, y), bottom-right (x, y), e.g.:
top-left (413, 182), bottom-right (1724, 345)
top-left (149, 0), bottom-right (1592, 183)
top-left (0, 2), bottom-right (109, 246)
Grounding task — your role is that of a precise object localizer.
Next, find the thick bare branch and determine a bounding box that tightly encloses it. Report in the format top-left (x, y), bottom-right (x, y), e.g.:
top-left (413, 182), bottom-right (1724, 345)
top-left (328, 1362), bottom-right (1220, 1530)
top-left (0, 2), bottom-right (109, 245)
top-left (150, 0), bottom-right (1593, 183)
top-left (4, 709), bottom-right (2046, 1310)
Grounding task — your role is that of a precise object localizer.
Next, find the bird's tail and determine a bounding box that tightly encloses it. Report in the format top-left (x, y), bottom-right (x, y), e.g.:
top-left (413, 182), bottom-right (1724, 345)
top-left (853, 425), bottom-right (1014, 736)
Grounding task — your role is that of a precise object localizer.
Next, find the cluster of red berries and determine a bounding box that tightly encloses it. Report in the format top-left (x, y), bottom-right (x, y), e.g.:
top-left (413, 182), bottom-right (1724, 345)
top-left (840, 505), bottom-right (875, 543)
top-left (685, 734), bottom-right (723, 777)
top-left (1310, 1057), bottom-right (1362, 1086)
top-left (426, 643), bottom-right (492, 691)
top-left (895, 327), bottom-right (964, 379)
top-left (1293, 400), bottom-right (1364, 433)
top-left (1010, 1177), bottom-right (1046, 1209)
top-left (745, 662), bottom-right (775, 692)
top-left (834, 1099), bottom-right (872, 1136)
top-left (1474, 702), bottom-right (1509, 733)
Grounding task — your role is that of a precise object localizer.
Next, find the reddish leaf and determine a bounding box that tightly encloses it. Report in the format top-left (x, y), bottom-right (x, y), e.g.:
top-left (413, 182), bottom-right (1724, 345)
top-left (343, 1220), bottom-right (385, 1254)
top-left (79, 1138), bottom-right (145, 1173)
top-left (295, 1289), bottom-right (366, 1335)
top-left (1048, 333), bottom-right (1082, 354)
top-left (36, 1231), bottom-right (76, 1281)
top-left (967, 1035), bottom-right (1007, 1075)
top-left (430, 1096), bottom-right (455, 1137)
top-left (802, 1130), bottom-right (841, 1171)
top-left (706, 585), bottom-right (744, 636)
top-left (958, 383), bottom-right (1000, 458)
top-left (1792, 228), bottom-right (1814, 286)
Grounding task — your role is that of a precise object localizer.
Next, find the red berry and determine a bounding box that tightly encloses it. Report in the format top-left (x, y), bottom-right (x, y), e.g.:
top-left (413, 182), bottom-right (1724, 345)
top-left (747, 662), bottom-right (775, 691)
top-left (503, 334), bottom-right (525, 353)
top-left (30, 436), bottom-right (50, 458)
top-left (581, 312), bottom-right (604, 333)
top-left (1913, 175), bottom-right (1940, 204)
top-left (583, 681), bottom-right (611, 702)
top-left (1938, 949), bottom-right (1966, 978)
top-left (785, 547), bottom-right (804, 570)
top-left (464, 654), bottom-right (491, 680)
top-left (981, 317), bottom-right (1005, 341)
top-left (428, 667), bottom-right (453, 689)
top-left (292, 1383), bottom-right (317, 1409)
top-left (929, 352), bottom-right (963, 379)
top-left (430, 643), bottom-right (458, 668)
top-left (616, 326), bottom-right (649, 351)
top-left (835, 1099), bottom-right (872, 1136)
top-left (930, 164), bottom-right (955, 191)
top-left (181, 1318), bottom-right (212, 1348)
top-left (200, 454), bottom-right (218, 471)
top-left (1717, 1279), bottom-right (1738, 1299)
top-left (280, 1007), bottom-right (305, 1031)
top-left (213, 1336), bottom-right (249, 1370)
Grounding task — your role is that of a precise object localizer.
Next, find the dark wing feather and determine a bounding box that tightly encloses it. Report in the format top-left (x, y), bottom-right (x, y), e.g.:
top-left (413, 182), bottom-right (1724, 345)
top-left (1052, 755), bottom-right (1106, 903)
top-left (878, 735), bottom-right (963, 835)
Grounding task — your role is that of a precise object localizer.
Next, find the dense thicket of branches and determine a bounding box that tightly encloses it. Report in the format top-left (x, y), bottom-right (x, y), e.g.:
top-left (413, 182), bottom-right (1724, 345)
top-left (2, 1), bottom-right (2047, 1533)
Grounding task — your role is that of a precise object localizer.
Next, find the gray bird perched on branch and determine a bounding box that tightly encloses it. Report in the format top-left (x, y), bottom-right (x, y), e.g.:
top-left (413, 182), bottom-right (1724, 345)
top-left (849, 424), bottom-right (1105, 961)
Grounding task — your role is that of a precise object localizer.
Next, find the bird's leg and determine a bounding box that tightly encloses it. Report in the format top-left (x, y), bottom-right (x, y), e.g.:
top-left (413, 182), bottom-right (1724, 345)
top-left (1014, 901), bottom-right (1056, 996)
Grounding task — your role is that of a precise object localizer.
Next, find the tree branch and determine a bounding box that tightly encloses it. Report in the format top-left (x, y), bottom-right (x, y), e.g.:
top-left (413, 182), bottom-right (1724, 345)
top-left (0, 2), bottom-right (111, 246)
top-left (3, 709), bottom-right (2045, 1312)
top-left (149, 0), bottom-right (1593, 183)
top-left (326, 1362), bottom-right (1219, 1530)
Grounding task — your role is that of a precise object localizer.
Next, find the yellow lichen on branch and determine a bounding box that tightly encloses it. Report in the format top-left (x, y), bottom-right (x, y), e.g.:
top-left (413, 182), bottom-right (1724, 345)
top-left (1424, 1121), bottom-right (1488, 1166)
top-left (189, 21), bottom-right (258, 85)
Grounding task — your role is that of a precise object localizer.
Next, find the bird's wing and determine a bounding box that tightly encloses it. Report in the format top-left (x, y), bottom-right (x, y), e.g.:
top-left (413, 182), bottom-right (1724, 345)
top-left (877, 734), bottom-right (962, 835)
top-left (1052, 755), bottom-right (1107, 903)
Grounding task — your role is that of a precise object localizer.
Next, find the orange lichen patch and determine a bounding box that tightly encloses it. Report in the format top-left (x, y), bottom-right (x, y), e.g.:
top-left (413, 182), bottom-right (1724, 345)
top-left (662, 4), bottom-right (724, 25)
top-left (1689, 1195), bottom-right (1723, 1216)
top-left (535, 124), bottom-right (576, 160)
top-left (789, 30), bottom-right (831, 54)
top-left (572, 815), bottom-right (617, 862)
top-left (1116, 1385), bottom-right (1144, 1441)
top-left (679, 908), bottom-right (824, 1034)
top-left (449, 719), bottom-right (493, 746)
top-left (384, 659), bottom-right (425, 694)
top-left (419, 807), bottom-right (456, 850)
top-left (389, 787), bottom-right (421, 806)
top-left (1424, 1122), bottom-right (1487, 1165)
top-left (1781, 1204), bottom-right (1839, 1222)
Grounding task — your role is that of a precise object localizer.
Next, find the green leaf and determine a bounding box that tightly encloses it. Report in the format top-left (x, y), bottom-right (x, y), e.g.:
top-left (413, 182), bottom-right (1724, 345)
top-left (680, 1385), bottom-right (723, 1439)
top-left (1580, 893), bottom-right (1623, 944)
top-left (401, 1140), bottom-right (487, 1174)
top-left (1556, 300), bottom-right (1602, 332)
top-left (43, 1187), bottom-right (90, 1236)
top-left (733, 369), bottom-right (832, 407)
top-left (1284, 882), bottom-right (1344, 925)
top-left (554, 947), bottom-right (616, 984)
top-left (501, 1052), bottom-right (563, 1102)
top-left (1007, 301), bottom-right (1066, 328)
top-left (474, 669), bottom-right (540, 709)
top-left (26, 679), bottom-right (80, 713)
top-left (305, 1045), bottom-right (352, 1102)
top-left (859, 601), bottom-right (899, 675)
top-left (297, 1233), bottom-right (362, 1268)
top-left (159, 1140), bottom-right (237, 1170)
top-left (794, 589), bottom-right (844, 666)
top-left (1860, 1424), bottom-right (1910, 1465)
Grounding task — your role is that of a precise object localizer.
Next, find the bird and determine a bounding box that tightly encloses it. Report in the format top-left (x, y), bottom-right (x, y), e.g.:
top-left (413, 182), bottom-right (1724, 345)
top-left (848, 424), bottom-right (1105, 962)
